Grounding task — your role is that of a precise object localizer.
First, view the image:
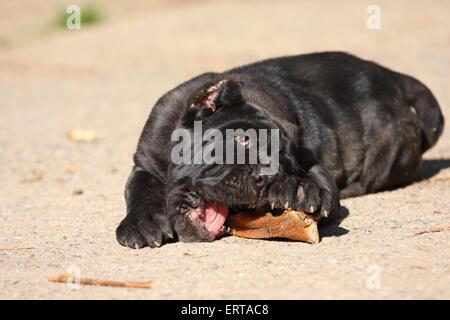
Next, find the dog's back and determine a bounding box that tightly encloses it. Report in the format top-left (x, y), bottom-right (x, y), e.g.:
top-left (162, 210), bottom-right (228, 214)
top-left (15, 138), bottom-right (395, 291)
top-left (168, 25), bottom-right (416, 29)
top-left (226, 52), bottom-right (444, 195)
top-left (229, 51), bottom-right (444, 156)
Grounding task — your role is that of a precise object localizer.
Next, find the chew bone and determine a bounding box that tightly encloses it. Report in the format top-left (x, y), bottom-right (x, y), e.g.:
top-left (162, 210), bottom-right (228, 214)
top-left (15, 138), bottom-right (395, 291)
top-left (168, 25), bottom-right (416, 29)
top-left (227, 209), bottom-right (319, 244)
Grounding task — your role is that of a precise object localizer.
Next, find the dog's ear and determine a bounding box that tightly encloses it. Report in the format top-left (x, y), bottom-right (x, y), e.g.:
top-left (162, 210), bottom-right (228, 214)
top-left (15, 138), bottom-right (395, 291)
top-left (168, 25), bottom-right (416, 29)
top-left (183, 80), bottom-right (243, 124)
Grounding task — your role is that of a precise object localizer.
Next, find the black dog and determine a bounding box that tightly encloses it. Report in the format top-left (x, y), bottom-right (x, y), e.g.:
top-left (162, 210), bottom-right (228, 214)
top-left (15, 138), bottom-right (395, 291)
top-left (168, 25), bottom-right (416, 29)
top-left (116, 52), bottom-right (444, 248)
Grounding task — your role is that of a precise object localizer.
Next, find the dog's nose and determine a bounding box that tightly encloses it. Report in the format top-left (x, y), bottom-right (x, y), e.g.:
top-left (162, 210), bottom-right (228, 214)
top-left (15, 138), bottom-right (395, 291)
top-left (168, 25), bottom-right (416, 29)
top-left (253, 174), bottom-right (265, 188)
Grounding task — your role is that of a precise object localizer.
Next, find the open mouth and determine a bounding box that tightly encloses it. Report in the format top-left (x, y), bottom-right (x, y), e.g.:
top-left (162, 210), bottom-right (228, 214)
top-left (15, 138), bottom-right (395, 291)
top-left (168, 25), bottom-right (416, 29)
top-left (185, 187), bottom-right (273, 238)
top-left (188, 201), bottom-right (278, 238)
top-left (188, 202), bottom-right (229, 237)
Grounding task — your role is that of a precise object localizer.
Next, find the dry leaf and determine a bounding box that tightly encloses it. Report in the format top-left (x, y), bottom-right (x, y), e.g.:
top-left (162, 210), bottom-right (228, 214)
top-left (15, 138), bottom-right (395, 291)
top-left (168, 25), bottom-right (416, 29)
top-left (20, 170), bottom-right (44, 183)
top-left (67, 129), bottom-right (97, 143)
top-left (72, 189), bottom-right (84, 196)
top-left (66, 165), bottom-right (81, 174)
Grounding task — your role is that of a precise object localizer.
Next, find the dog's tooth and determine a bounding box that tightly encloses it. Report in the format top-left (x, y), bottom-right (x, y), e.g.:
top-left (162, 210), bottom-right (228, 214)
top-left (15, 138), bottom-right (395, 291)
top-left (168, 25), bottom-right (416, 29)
top-left (134, 243), bottom-right (140, 250)
top-left (323, 210), bottom-right (328, 218)
top-left (271, 202), bottom-right (275, 210)
top-left (309, 205), bottom-right (315, 212)
top-left (284, 201), bottom-right (289, 209)
top-left (220, 226), bottom-right (230, 235)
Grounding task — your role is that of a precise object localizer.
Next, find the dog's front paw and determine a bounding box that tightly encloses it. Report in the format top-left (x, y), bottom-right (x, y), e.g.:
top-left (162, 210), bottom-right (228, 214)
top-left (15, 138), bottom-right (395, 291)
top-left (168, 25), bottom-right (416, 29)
top-left (116, 213), bottom-right (173, 249)
top-left (265, 176), bottom-right (300, 210)
top-left (296, 178), bottom-right (339, 220)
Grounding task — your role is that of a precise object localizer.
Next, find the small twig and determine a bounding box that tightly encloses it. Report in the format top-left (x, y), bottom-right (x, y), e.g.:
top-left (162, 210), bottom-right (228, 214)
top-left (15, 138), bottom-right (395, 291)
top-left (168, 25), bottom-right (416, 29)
top-left (411, 265), bottom-right (429, 270)
top-left (413, 225), bottom-right (450, 236)
top-left (48, 273), bottom-right (151, 289)
top-left (0, 247), bottom-right (35, 251)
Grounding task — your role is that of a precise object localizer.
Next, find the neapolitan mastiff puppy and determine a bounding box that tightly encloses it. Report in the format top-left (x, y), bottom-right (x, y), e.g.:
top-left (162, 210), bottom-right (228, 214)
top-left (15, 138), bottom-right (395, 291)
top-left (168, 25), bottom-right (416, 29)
top-left (116, 52), bottom-right (444, 248)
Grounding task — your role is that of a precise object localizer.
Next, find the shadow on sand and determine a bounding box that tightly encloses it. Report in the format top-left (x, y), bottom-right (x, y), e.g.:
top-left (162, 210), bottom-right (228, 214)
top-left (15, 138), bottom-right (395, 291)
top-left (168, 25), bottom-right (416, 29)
top-left (319, 158), bottom-right (450, 239)
top-left (319, 206), bottom-right (350, 238)
top-left (415, 158), bottom-right (450, 181)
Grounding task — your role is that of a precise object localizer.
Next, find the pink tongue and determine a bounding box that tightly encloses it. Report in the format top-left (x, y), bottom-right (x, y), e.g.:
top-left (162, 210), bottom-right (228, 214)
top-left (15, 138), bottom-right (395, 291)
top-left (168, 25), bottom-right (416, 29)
top-left (203, 202), bottom-right (228, 236)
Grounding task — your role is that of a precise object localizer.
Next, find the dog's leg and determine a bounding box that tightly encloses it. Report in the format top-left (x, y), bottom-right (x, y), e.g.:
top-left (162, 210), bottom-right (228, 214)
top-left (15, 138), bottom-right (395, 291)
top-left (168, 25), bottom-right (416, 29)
top-left (340, 121), bottom-right (421, 198)
top-left (339, 182), bottom-right (365, 198)
top-left (116, 166), bottom-right (172, 249)
top-left (339, 137), bottom-right (399, 199)
top-left (298, 164), bottom-right (341, 221)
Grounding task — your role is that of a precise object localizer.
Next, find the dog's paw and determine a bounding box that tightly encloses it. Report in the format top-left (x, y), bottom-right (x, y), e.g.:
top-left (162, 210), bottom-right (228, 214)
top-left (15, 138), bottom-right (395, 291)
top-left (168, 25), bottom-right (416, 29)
top-left (116, 214), bottom-right (173, 249)
top-left (265, 176), bottom-right (299, 211)
top-left (296, 179), bottom-right (338, 220)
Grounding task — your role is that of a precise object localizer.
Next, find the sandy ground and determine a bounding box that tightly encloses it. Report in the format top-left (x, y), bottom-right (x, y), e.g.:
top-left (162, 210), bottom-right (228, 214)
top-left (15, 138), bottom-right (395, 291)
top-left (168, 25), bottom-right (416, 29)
top-left (0, 0), bottom-right (449, 299)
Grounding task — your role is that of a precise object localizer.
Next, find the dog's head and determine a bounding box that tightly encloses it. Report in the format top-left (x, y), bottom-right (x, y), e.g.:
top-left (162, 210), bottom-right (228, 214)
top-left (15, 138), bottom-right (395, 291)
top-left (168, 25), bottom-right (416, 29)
top-left (167, 79), bottom-right (309, 241)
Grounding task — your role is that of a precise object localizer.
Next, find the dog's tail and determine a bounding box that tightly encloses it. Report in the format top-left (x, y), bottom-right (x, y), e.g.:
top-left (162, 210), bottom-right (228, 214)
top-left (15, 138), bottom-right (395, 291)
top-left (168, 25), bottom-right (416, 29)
top-left (397, 73), bottom-right (444, 152)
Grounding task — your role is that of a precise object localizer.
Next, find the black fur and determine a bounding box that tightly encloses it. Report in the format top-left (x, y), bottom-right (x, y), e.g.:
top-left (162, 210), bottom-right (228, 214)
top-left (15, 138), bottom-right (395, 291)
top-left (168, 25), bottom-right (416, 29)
top-left (116, 52), bottom-right (444, 248)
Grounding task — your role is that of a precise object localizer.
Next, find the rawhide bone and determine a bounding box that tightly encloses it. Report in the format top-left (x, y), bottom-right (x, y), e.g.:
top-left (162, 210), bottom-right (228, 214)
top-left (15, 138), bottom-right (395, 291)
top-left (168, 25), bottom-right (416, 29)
top-left (227, 209), bottom-right (319, 244)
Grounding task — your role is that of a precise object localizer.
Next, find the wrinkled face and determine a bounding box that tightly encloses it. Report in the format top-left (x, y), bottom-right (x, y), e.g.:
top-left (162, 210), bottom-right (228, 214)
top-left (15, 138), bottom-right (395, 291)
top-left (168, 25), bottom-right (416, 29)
top-left (167, 79), bottom-right (303, 242)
